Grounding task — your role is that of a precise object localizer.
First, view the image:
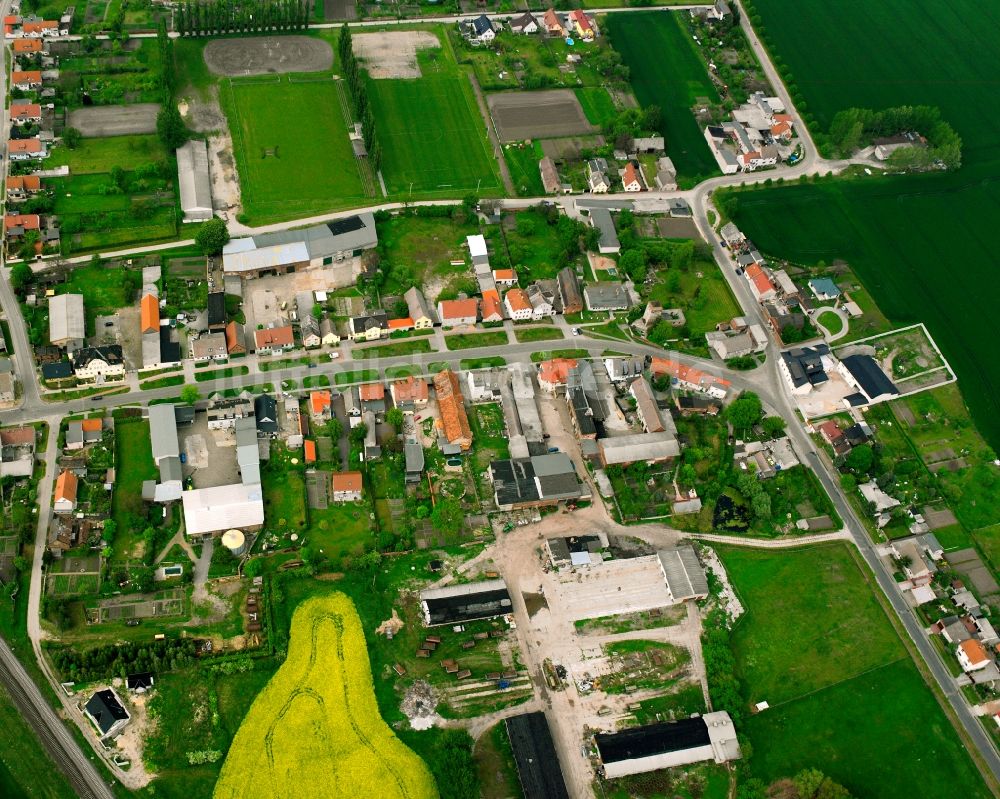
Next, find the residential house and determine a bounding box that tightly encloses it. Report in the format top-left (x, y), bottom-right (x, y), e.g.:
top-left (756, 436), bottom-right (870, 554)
top-left (469, 14), bottom-right (496, 42)
top-left (387, 317), bottom-right (413, 335)
top-left (84, 689), bottom-right (130, 739)
top-left (604, 356), bottom-right (644, 383)
top-left (190, 332), bottom-right (228, 362)
top-left (778, 345), bottom-right (831, 395)
top-left (331, 471), bottom-right (363, 503)
top-left (527, 282), bottom-right (559, 318)
top-left (8, 137), bottom-right (47, 160)
top-left (343, 385), bottom-right (361, 417)
top-left (254, 394), bottom-right (279, 437)
top-left (569, 9), bottom-right (595, 40)
top-left (542, 8), bottom-right (566, 36)
top-left (206, 395), bottom-right (253, 430)
top-left (505, 288), bottom-right (533, 321)
top-left (587, 158), bottom-right (610, 193)
top-left (53, 469), bottom-right (77, 513)
top-left (225, 321), bottom-right (246, 355)
top-left (65, 418), bottom-right (103, 451)
top-left (817, 420), bottom-right (850, 456)
top-left (771, 269), bottom-right (798, 297)
top-left (254, 325), bottom-right (295, 355)
top-left (438, 298), bottom-right (479, 327)
top-left (558, 267), bottom-right (583, 314)
top-left (493, 268), bottom-right (518, 288)
top-left (630, 376), bottom-right (665, 433)
top-left (309, 390), bottom-right (333, 423)
top-left (481, 289), bottom-right (504, 323)
top-left (434, 369), bottom-right (473, 451)
top-left (958, 639), bottom-right (991, 672)
top-left (719, 222), bottom-right (744, 247)
top-left (837, 354), bottom-right (899, 407)
top-left (588, 208), bottom-right (620, 254)
top-left (12, 38), bottom-right (43, 55)
top-left (300, 317), bottom-right (321, 348)
top-left (655, 157), bottom-right (677, 190)
top-left (705, 324), bottom-right (768, 360)
top-left (48, 293), bottom-right (84, 350)
top-left (6, 174), bottom-right (41, 202)
top-left (744, 263), bottom-right (776, 301)
top-left (359, 382), bottom-right (386, 415)
top-left (737, 148), bottom-right (778, 171)
top-left (0, 426), bottom-right (35, 477)
top-left (621, 161), bottom-right (643, 192)
top-left (651, 358), bottom-right (731, 399)
top-left (319, 318), bottom-right (340, 346)
top-left (404, 287), bottom-right (434, 328)
top-left (808, 277), bottom-right (841, 301)
top-left (538, 357), bottom-right (578, 393)
top-left (23, 19), bottom-right (61, 37)
top-left (11, 102), bottom-right (42, 123)
top-left (584, 282), bottom-right (632, 312)
top-left (467, 369), bottom-right (504, 403)
top-left (510, 11), bottom-right (539, 34)
top-left (539, 156), bottom-right (560, 194)
top-left (349, 311), bottom-right (389, 341)
top-left (391, 376), bottom-right (429, 412)
top-left (10, 70), bottom-right (41, 90)
top-left (73, 346), bottom-right (124, 382)
top-left (708, 0), bottom-right (732, 21)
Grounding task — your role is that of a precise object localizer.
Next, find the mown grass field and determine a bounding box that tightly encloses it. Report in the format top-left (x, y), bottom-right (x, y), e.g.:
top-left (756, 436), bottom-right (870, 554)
top-left (214, 594), bottom-right (437, 799)
top-left (221, 76), bottom-right (366, 223)
top-left (730, 0), bottom-right (1000, 450)
top-left (720, 544), bottom-right (990, 797)
top-left (605, 12), bottom-right (719, 181)
top-left (367, 44), bottom-right (501, 197)
top-left (574, 87), bottom-right (618, 127)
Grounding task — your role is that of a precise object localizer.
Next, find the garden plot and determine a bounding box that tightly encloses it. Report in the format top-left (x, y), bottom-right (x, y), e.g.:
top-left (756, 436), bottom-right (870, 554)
top-left (93, 588), bottom-right (186, 623)
top-left (67, 103), bottom-right (160, 136)
top-left (204, 35), bottom-right (333, 76)
top-left (353, 30), bottom-right (441, 79)
top-left (488, 89), bottom-right (597, 142)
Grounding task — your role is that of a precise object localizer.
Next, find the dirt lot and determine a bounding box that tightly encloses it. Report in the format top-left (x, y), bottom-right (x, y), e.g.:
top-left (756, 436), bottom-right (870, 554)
top-left (324, 0), bottom-right (356, 19)
top-left (182, 413), bottom-right (240, 489)
top-left (353, 31), bottom-right (440, 79)
top-left (67, 103), bottom-right (160, 137)
top-left (539, 134), bottom-right (605, 160)
top-left (488, 90), bottom-right (597, 142)
top-left (203, 36), bottom-right (333, 77)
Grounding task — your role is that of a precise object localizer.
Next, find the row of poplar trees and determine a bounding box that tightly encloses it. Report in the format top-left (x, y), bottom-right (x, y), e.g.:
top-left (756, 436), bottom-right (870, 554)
top-left (176, 0), bottom-right (311, 36)
top-left (338, 24), bottom-right (383, 173)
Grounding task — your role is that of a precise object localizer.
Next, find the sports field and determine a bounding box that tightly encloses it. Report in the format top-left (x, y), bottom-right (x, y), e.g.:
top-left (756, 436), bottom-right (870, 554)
top-left (605, 11), bottom-right (718, 181)
top-left (366, 48), bottom-right (501, 197)
top-left (214, 593), bottom-right (436, 799)
top-left (729, 0), bottom-right (1000, 449)
top-left (221, 76), bottom-right (367, 223)
top-left (720, 545), bottom-right (990, 798)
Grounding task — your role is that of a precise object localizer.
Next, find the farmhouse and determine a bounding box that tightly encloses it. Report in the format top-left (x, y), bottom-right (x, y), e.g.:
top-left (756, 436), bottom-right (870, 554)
top-left (176, 139), bottom-right (214, 223)
top-left (778, 345), bottom-right (831, 394)
top-left (539, 156), bottom-right (561, 194)
top-left (391, 375), bottom-right (429, 412)
top-left (538, 357), bottom-right (578, 393)
top-left (420, 578), bottom-right (512, 626)
top-left (584, 282), bottom-right (632, 312)
top-left (837, 354), bottom-right (900, 406)
top-left (438, 298), bottom-right (479, 327)
top-left (873, 132), bottom-right (926, 161)
top-left (595, 712), bottom-right (741, 779)
top-left (504, 288), bottom-right (533, 321)
top-left (505, 713), bottom-right (570, 799)
top-left (253, 325), bottom-right (295, 355)
top-left (434, 369), bottom-right (473, 451)
top-left (84, 689), bottom-right (130, 739)
top-left (72, 346), bottom-right (125, 382)
top-left (489, 452), bottom-right (585, 510)
top-left (331, 471), bottom-right (363, 503)
top-left (48, 293), bottom-right (84, 350)
top-left (621, 161), bottom-right (643, 192)
top-left (404, 287), bottom-right (434, 328)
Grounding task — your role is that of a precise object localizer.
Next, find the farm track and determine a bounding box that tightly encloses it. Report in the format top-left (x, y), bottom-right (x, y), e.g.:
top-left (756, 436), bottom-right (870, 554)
top-left (334, 78), bottom-right (377, 198)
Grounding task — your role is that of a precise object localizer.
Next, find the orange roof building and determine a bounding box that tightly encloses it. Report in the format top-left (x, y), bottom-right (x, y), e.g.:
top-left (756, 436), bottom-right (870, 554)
top-left (504, 288), bottom-right (532, 317)
top-left (13, 39), bottom-right (42, 53)
top-left (388, 317), bottom-right (414, 331)
top-left (437, 298), bottom-right (479, 325)
top-left (958, 639), bottom-right (990, 671)
top-left (309, 390), bottom-right (332, 418)
top-left (254, 325), bottom-right (294, 351)
top-left (225, 321), bottom-right (246, 354)
top-left (11, 103), bottom-right (41, 121)
top-left (303, 439), bottom-right (317, 463)
top-left (537, 357), bottom-right (578, 391)
top-left (359, 382), bottom-right (385, 402)
top-left (23, 20), bottom-right (58, 35)
top-left (331, 470), bottom-right (363, 500)
top-left (4, 213), bottom-right (40, 232)
top-left (8, 138), bottom-right (43, 155)
top-left (433, 369), bottom-right (472, 451)
top-left (622, 161), bottom-right (642, 190)
top-left (481, 289), bottom-right (504, 322)
top-left (140, 293), bottom-right (159, 334)
top-left (81, 418), bottom-right (103, 434)
top-left (391, 375), bottom-right (428, 406)
top-left (651, 357), bottom-right (731, 396)
top-left (745, 263), bottom-right (776, 299)
top-left (492, 268), bottom-right (517, 284)
top-left (11, 70), bottom-right (41, 86)
top-left (54, 469), bottom-right (78, 510)
top-left (6, 175), bottom-right (41, 193)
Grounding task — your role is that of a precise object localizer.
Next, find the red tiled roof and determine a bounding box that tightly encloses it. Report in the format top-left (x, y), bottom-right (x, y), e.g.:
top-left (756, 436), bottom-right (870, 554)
top-left (332, 471), bottom-right (363, 493)
top-left (140, 293), bottom-right (159, 334)
top-left (309, 390), bottom-right (332, 416)
top-left (23, 20), bottom-right (57, 33)
top-left (538, 357), bottom-right (577, 387)
top-left (13, 39), bottom-right (42, 53)
top-left (0, 426), bottom-right (35, 446)
top-left (254, 325), bottom-right (294, 348)
top-left (570, 9), bottom-right (593, 31)
top-left (8, 138), bottom-right (42, 153)
top-left (433, 369), bottom-right (472, 449)
top-left (5, 213), bottom-right (40, 230)
top-left (392, 375), bottom-right (428, 403)
top-left (11, 70), bottom-right (41, 84)
top-left (11, 103), bottom-right (41, 118)
top-left (7, 175), bottom-right (40, 191)
top-left (225, 321), bottom-right (244, 352)
top-left (481, 289), bottom-right (503, 320)
top-left (439, 298), bottom-right (479, 321)
top-left (493, 268), bottom-right (517, 281)
top-left (55, 469), bottom-right (78, 503)
top-left (543, 8), bottom-right (562, 28)
top-left (818, 420), bottom-right (843, 441)
top-left (359, 382), bottom-right (385, 401)
top-left (388, 317), bottom-right (414, 330)
top-left (505, 288), bottom-right (532, 313)
top-left (303, 439), bottom-right (317, 463)
top-left (81, 418), bottom-right (103, 433)
top-left (960, 639), bottom-right (989, 666)
top-left (622, 161), bottom-right (641, 188)
top-left (745, 263), bottom-right (775, 296)
top-left (650, 357), bottom-right (731, 389)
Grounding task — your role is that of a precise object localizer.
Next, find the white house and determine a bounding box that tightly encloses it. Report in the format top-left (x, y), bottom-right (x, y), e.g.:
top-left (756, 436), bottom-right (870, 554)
top-left (504, 288), bottom-right (533, 321)
top-left (958, 639), bottom-right (991, 672)
top-left (72, 346), bottom-right (125, 382)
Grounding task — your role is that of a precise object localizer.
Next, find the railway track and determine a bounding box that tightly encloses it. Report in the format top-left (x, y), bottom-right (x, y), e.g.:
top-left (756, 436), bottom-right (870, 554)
top-left (0, 638), bottom-right (114, 799)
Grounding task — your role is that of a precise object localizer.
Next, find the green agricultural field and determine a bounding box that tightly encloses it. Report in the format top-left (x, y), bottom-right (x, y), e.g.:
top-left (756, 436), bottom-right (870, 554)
top-left (605, 12), bottom-right (719, 181)
top-left (728, 0), bottom-right (1000, 449)
top-left (214, 594), bottom-right (437, 799)
top-left (574, 87), bottom-right (617, 127)
top-left (720, 544), bottom-right (990, 797)
top-left (221, 76), bottom-right (367, 223)
top-left (367, 45), bottom-right (501, 197)
top-left (0, 684), bottom-right (76, 799)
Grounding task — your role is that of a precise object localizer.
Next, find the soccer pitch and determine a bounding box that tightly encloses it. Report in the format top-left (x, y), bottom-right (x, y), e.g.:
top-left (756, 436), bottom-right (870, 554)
top-left (222, 76), bottom-right (368, 223)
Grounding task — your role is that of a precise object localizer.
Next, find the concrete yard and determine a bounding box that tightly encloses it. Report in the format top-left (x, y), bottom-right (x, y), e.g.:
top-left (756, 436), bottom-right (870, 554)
top-left (488, 90), bottom-right (597, 142)
top-left (203, 36), bottom-right (333, 77)
top-left (67, 103), bottom-right (160, 137)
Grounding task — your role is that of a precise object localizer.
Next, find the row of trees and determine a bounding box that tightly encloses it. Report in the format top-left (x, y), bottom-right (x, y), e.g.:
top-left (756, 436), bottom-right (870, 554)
top-left (176, 0), bottom-right (311, 36)
top-left (338, 25), bottom-right (383, 173)
top-left (48, 637), bottom-right (203, 682)
top-left (828, 104), bottom-right (961, 169)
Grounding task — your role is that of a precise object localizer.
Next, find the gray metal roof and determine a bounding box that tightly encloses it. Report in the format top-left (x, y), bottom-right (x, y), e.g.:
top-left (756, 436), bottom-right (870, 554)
top-left (176, 139), bottom-right (213, 222)
top-left (48, 293), bottom-right (84, 344)
top-left (148, 404), bottom-right (179, 462)
top-left (657, 546), bottom-right (709, 601)
top-left (405, 441), bottom-right (425, 473)
top-left (600, 432), bottom-right (679, 464)
top-left (588, 207), bottom-right (620, 253)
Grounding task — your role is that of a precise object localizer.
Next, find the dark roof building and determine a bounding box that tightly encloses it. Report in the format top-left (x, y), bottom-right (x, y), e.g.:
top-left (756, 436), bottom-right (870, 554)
top-left (207, 292), bottom-right (226, 330)
top-left (126, 672), bottom-right (154, 692)
top-left (506, 712), bottom-right (570, 799)
top-left (839, 354), bottom-right (899, 405)
top-left (489, 453), bottom-right (586, 510)
top-left (84, 688), bottom-right (130, 738)
top-left (41, 360), bottom-right (72, 380)
top-left (420, 578), bottom-right (512, 626)
top-left (779, 344), bottom-right (830, 391)
top-left (254, 394), bottom-right (279, 436)
top-left (557, 267), bottom-right (583, 315)
top-left (72, 345), bottom-right (124, 371)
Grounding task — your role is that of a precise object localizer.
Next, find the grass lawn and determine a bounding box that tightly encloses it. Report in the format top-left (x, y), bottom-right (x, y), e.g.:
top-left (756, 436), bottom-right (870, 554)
top-left (58, 260), bottom-right (140, 335)
top-left (647, 261), bottom-right (742, 336)
top-left (485, 208), bottom-right (577, 284)
top-left (220, 76), bottom-right (366, 224)
top-left (353, 339), bottom-right (433, 358)
top-left (503, 141), bottom-right (546, 197)
top-left (47, 134), bottom-right (167, 174)
top-left (460, 356), bottom-right (506, 370)
top-left (384, 365), bottom-right (422, 379)
top-left (375, 214), bottom-right (479, 300)
top-left (141, 375), bottom-right (185, 390)
top-left (194, 365), bottom-right (249, 382)
top-left (529, 348), bottom-right (589, 362)
top-left (514, 327), bottom-right (564, 343)
top-left (334, 369), bottom-right (379, 387)
top-left (574, 87), bottom-right (617, 126)
top-left (605, 12), bottom-right (719, 181)
top-left (720, 543), bottom-right (990, 797)
top-left (729, 0), bottom-right (1000, 450)
top-left (367, 42), bottom-right (502, 197)
top-left (444, 331), bottom-right (507, 350)
top-left (816, 309), bottom-right (844, 335)
top-left (111, 420), bottom-right (159, 557)
top-left (307, 502), bottom-right (373, 565)
top-left (262, 456), bottom-right (307, 533)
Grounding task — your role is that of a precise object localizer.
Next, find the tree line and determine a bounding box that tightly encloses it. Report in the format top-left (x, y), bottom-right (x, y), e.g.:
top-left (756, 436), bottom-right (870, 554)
top-left (177, 0), bottom-right (311, 37)
top-left (48, 638), bottom-right (203, 682)
top-left (828, 105), bottom-right (962, 169)
top-left (338, 24), bottom-right (383, 173)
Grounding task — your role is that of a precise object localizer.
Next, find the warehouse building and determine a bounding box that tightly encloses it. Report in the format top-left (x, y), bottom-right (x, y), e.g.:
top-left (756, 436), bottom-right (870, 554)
top-left (176, 139), bottom-right (214, 222)
top-left (506, 712), bottom-right (570, 799)
top-left (488, 452), bottom-right (587, 511)
top-left (419, 578), bottom-right (512, 626)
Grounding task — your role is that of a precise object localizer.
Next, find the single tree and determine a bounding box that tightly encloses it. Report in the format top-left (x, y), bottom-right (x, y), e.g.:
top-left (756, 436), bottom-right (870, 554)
top-left (156, 104), bottom-right (189, 150)
top-left (726, 391), bottom-right (763, 432)
top-left (180, 385), bottom-right (200, 405)
top-left (385, 407), bottom-right (404, 431)
top-left (761, 416), bottom-right (787, 438)
top-left (62, 127), bottom-right (82, 149)
top-left (9, 262), bottom-right (32, 293)
top-left (845, 443), bottom-right (874, 474)
top-left (195, 217), bottom-right (230, 256)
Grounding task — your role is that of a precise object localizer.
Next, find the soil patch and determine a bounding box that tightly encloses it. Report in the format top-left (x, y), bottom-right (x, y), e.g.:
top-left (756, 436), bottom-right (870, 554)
top-left (539, 134), bottom-right (605, 160)
top-left (488, 89), bottom-right (596, 142)
top-left (203, 35), bottom-right (333, 77)
top-left (67, 103), bottom-right (160, 137)
top-left (353, 31), bottom-right (440, 79)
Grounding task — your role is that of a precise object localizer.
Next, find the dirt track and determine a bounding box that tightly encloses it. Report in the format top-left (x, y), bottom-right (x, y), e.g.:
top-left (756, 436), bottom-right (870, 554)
top-left (488, 89), bottom-right (597, 142)
top-left (67, 103), bottom-right (160, 137)
top-left (203, 36), bottom-right (332, 76)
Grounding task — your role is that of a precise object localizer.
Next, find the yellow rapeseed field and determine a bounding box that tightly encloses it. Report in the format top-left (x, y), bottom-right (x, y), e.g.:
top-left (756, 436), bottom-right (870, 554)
top-left (214, 593), bottom-right (438, 799)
